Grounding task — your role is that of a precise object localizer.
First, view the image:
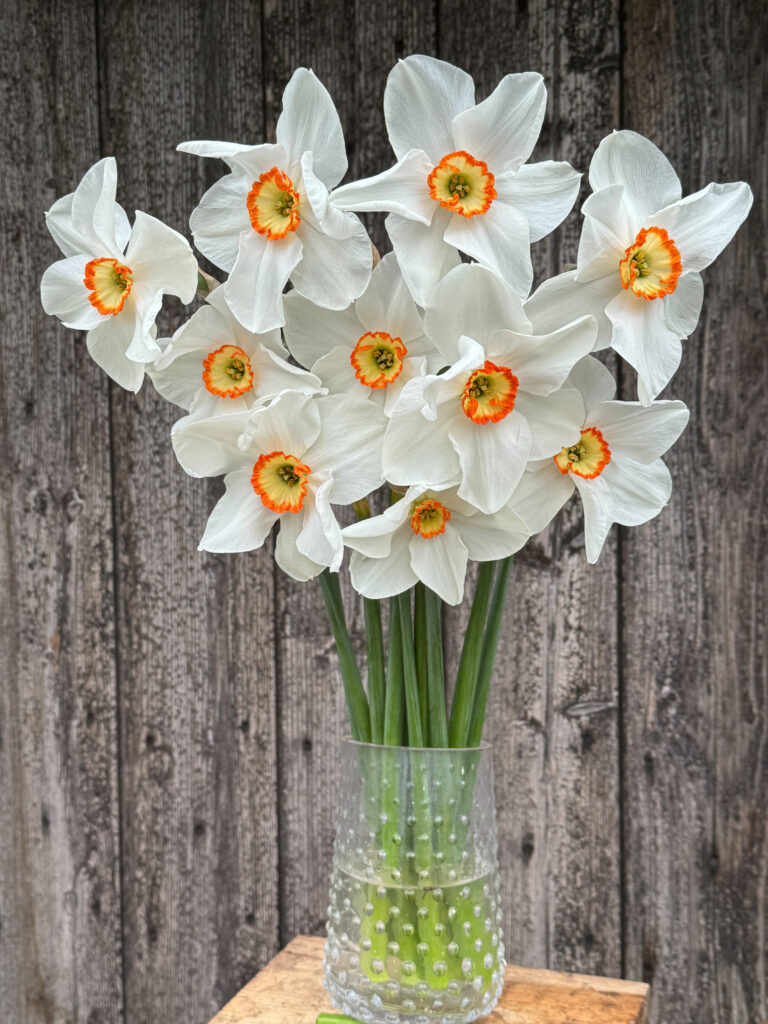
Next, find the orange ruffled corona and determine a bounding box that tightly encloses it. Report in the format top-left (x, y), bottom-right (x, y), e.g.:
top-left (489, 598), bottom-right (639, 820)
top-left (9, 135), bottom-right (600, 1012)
top-left (247, 168), bottom-right (301, 240)
top-left (554, 427), bottom-right (611, 479)
top-left (350, 332), bottom-right (407, 389)
top-left (461, 361), bottom-right (519, 424)
top-left (410, 498), bottom-right (451, 539)
top-left (84, 257), bottom-right (133, 315)
top-left (428, 151), bottom-right (496, 217)
top-left (251, 451), bottom-right (312, 513)
top-left (619, 226), bottom-right (682, 300)
top-left (202, 345), bottom-right (254, 398)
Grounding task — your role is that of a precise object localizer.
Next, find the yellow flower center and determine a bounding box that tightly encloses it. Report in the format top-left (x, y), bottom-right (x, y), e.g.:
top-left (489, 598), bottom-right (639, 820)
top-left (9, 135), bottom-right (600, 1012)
top-left (350, 332), bottom-right (407, 389)
top-left (554, 427), bottom-right (611, 479)
top-left (410, 498), bottom-right (451, 539)
top-left (83, 257), bottom-right (133, 315)
top-left (428, 151), bottom-right (496, 217)
top-left (247, 168), bottom-right (301, 240)
top-left (251, 451), bottom-right (312, 513)
top-left (461, 361), bottom-right (519, 424)
top-left (202, 344), bottom-right (254, 398)
top-left (619, 226), bottom-right (682, 300)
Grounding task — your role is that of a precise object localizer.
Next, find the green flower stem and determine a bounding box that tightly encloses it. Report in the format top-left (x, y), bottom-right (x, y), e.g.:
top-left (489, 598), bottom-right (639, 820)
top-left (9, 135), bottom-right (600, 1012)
top-left (448, 561), bottom-right (495, 748)
top-left (318, 570), bottom-right (371, 743)
top-left (413, 582), bottom-right (430, 745)
top-left (316, 1015), bottom-right (360, 1024)
top-left (383, 597), bottom-right (404, 746)
top-left (397, 591), bottom-right (425, 748)
top-left (467, 556), bottom-right (513, 748)
top-left (364, 598), bottom-right (385, 745)
top-left (424, 586), bottom-right (448, 748)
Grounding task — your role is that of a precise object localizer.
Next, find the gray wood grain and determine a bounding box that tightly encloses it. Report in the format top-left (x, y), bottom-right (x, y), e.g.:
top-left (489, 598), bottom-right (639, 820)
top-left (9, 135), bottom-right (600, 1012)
top-left (0, 3), bottom-right (124, 1022)
top-left (621, 2), bottom-right (768, 1022)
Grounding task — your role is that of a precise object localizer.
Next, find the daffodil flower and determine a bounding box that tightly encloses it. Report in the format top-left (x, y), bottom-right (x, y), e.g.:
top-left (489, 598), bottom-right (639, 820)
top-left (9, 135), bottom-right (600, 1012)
top-left (40, 157), bottom-right (198, 392)
top-left (511, 356), bottom-right (689, 562)
top-left (171, 391), bottom-right (386, 581)
top-left (342, 484), bottom-right (529, 606)
top-left (383, 264), bottom-right (598, 514)
top-left (149, 284), bottom-right (322, 420)
top-left (525, 130), bottom-right (753, 403)
top-left (178, 68), bottom-right (372, 334)
top-left (331, 55), bottom-right (580, 304)
top-left (283, 252), bottom-right (441, 417)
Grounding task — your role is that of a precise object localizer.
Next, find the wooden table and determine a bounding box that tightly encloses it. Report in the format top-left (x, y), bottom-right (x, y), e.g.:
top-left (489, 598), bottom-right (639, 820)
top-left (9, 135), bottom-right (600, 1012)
top-left (208, 936), bottom-right (649, 1023)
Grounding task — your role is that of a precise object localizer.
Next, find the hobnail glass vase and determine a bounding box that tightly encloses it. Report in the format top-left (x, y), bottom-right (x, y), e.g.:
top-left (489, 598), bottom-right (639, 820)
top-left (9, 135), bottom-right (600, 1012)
top-left (324, 740), bottom-right (505, 1023)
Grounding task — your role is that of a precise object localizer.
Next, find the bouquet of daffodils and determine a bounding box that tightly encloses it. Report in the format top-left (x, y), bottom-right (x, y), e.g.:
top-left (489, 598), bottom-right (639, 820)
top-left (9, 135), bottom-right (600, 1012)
top-left (40, 55), bottom-right (751, 751)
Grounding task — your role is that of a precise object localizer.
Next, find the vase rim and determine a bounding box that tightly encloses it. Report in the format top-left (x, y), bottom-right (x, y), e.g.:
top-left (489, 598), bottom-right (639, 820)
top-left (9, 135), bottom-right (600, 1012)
top-left (341, 735), bottom-right (491, 754)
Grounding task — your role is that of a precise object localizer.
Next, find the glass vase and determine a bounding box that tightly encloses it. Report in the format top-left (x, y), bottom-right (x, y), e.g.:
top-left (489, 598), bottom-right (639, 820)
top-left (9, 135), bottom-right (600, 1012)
top-left (324, 740), bottom-right (505, 1023)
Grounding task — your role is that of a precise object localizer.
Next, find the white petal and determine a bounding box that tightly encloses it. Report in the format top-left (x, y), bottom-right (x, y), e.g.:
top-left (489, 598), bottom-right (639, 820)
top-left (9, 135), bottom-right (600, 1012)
top-left (450, 505), bottom-right (530, 561)
top-left (663, 272), bottom-right (704, 337)
top-left (515, 388), bottom-right (584, 459)
top-left (449, 410), bottom-right (532, 514)
top-left (70, 157), bottom-right (126, 256)
top-left (330, 149), bottom-right (435, 223)
top-left (276, 68), bottom-right (347, 187)
top-left (349, 531), bottom-right (417, 599)
top-left (489, 315), bottom-right (597, 396)
top-left (291, 213), bottom-right (372, 310)
top-left (311, 345), bottom-right (368, 401)
top-left (342, 501), bottom-right (409, 558)
top-left (386, 210), bottom-right (461, 307)
top-left (495, 160), bottom-right (580, 241)
top-left (573, 474), bottom-right (614, 563)
top-left (124, 283), bottom-right (164, 363)
top-left (177, 139), bottom-right (262, 164)
top-left (296, 474), bottom-right (343, 570)
top-left (147, 351), bottom-right (204, 410)
top-left (410, 529), bottom-right (468, 606)
top-left (274, 511), bottom-right (325, 582)
top-left (171, 409), bottom-right (252, 477)
top-left (198, 466), bottom-right (277, 552)
top-left (567, 355), bottom-right (617, 409)
top-left (384, 55), bottom-right (475, 163)
top-left (126, 210), bottom-right (198, 303)
top-left (40, 255), bottom-right (104, 330)
top-left (603, 457), bottom-right (672, 526)
top-left (305, 394), bottom-right (386, 502)
top-left (525, 270), bottom-right (619, 351)
top-left (423, 263), bottom-right (531, 364)
top-left (242, 391), bottom-right (321, 458)
top-left (224, 229), bottom-right (302, 333)
top-left (383, 380), bottom-right (462, 488)
top-left (606, 289), bottom-right (682, 402)
top-left (590, 399), bottom-right (689, 462)
top-left (588, 130), bottom-right (682, 223)
top-left (509, 462), bottom-right (574, 533)
top-left (451, 73), bottom-right (546, 172)
top-left (576, 185), bottom-right (634, 280)
top-left (383, 355), bottom-right (428, 417)
top-left (444, 200), bottom-right (532, 299)
top-left (653, 181), bottom-right (753, 272)
top-left (188, 175), bottom-right (252, 272)
top-left (256, 345), bottom-right (323, 400)
top-left (354, 252), bottom-right (425, 343)
top-left (86, 315), bottom-right (146, 392)
top-left (283, 292), bottom-right (362, 368)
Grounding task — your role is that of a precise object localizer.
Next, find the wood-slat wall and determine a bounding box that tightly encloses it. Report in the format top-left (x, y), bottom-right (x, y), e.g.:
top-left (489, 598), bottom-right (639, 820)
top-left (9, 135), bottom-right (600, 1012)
top-left (0, 2), bottom-right (765, 1023)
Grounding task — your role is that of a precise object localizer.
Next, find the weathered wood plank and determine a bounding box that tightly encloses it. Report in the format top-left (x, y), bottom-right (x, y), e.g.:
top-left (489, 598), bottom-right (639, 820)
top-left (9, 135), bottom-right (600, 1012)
top-left (207, 935), bottom-right (649, 1023)
top-left (439, 0), bottom-right (624, 978)
top-left (263, 0), bottom-right (438, 945)
top-left (0, 2), bottom-right (123, 1022)
top-left (620, 3), bottom-right (768, 1022)
top-left (96, 2), bottom-right (280, 1020)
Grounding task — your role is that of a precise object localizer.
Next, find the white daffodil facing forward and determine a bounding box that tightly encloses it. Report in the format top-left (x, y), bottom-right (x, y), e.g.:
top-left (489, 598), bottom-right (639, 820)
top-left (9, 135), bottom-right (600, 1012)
top-left (40, 157), bottom-right (198, 391)
top-left (343, 484), bottom-right (529, 606)
top-left (150, 284), bottom-right (322, 419)
top-left (283, 253), bottom-right (440, 417)
top-left (383, 264), bottom-right (598, 514)
top-left (511, 356), bottom-right (689, 562)
top-left (525, 130), bottom-right (753, 403)
top-left (331, 54), bottom-right (580, 304)
top-left (175, 391), bottom-right (386, 581)
top-left (179, 68), bottom-right (372, 334)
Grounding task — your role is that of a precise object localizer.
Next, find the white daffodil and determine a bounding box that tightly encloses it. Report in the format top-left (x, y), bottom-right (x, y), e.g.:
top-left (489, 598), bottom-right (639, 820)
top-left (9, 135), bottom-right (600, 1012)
top-left (283, 252), bottom-right (440, 417)
top-left (40, 157), bottom-right (198, 391)
top-left (178, 68), bottom-right (372, 334)
top-left (149, 284), bottom-right (322, 420)
top-left (383, 264), bottom-right (598, 514)
top-left (173, 391), bottom-right (386, 581)
top-left (343, 484), bottom-right (529, 605)
top-left (511, 356), bottom-right (689, 562)
top-left (330, 54), bottom-right (580, 304)
top-left (525, 130), bottom-right (753, 403)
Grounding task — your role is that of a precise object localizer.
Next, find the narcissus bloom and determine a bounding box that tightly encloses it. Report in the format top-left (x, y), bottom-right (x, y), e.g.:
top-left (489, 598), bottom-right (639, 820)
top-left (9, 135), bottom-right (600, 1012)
top-left (283, 253), bottom-right (440, 416)
top-left (40, 157), bottom-right (198, 391)
top-left (173, 391), bottom-right (386, 581)
top-left (331, 55), bottom-right (580, 303)
top-left (343, 484), bottom-right (529, 605)
top-left (150, 284), bottom-right (322, 418)
top-left (179, 68), bottom-right (372, 333)
top-left (525, 131), bottom-right (753, 403)
top-left (511, 356), bottom-right (689, 562)
top-left (383, 264), bottom-right (598, 514)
